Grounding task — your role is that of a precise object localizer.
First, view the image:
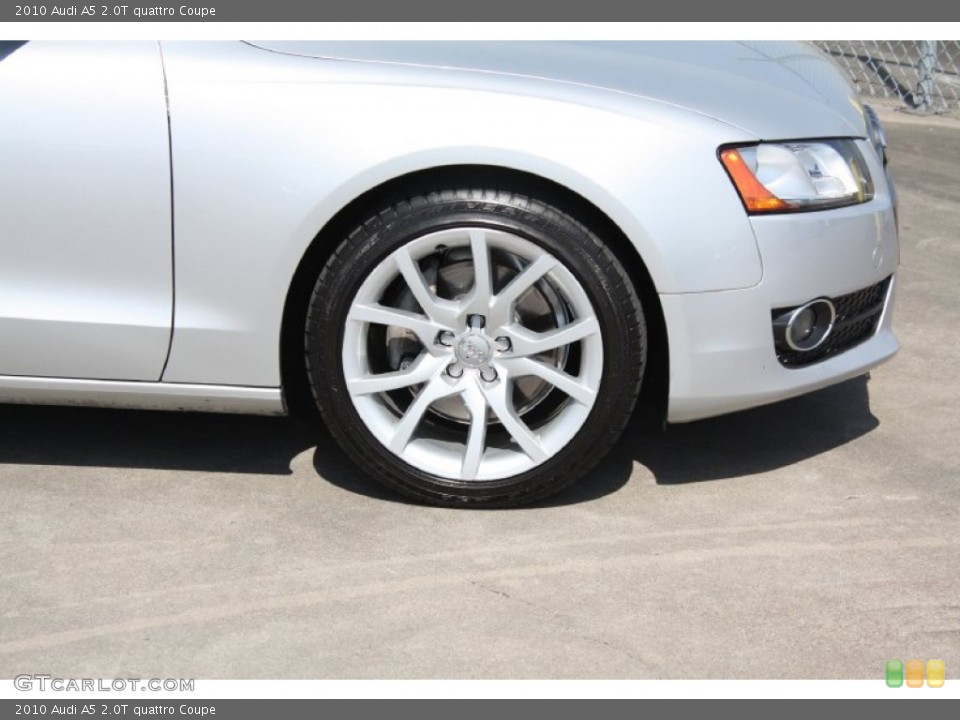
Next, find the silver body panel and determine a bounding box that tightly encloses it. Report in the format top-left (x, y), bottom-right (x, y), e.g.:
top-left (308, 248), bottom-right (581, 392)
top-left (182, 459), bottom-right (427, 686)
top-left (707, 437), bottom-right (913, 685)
top-left (0, 40), bottom-right (897, 422)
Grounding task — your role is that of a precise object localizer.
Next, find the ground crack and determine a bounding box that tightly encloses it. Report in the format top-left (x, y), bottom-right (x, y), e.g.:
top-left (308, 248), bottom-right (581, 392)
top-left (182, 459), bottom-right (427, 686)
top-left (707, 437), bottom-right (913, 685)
top-left (465, 578), bottom-right (657, 672)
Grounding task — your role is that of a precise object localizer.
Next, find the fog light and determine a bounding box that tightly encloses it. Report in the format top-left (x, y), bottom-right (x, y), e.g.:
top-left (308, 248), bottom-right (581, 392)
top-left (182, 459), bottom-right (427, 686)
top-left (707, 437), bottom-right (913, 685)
top-left (776, 298), bottom-right (836, 352)
top-left (791, 306), bottom-right (817, 345)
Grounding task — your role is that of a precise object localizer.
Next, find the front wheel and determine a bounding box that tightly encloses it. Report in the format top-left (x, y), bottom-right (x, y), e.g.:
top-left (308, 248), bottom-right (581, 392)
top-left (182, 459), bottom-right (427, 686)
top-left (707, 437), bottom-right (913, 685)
top-left (306, 187), bottom-right (646, 507)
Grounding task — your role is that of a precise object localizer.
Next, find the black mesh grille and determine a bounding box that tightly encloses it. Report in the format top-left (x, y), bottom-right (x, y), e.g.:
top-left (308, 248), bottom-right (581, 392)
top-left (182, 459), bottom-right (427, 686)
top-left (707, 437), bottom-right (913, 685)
top-left (773, 276), bottom-right (891, 368)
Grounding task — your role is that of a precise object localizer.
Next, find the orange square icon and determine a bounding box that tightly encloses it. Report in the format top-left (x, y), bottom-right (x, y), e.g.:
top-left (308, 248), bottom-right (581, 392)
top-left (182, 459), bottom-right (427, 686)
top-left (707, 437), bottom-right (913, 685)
top-left (905, 659), bottom-right (924, 687)
top-left (927, 659), bottom-right (945, 688)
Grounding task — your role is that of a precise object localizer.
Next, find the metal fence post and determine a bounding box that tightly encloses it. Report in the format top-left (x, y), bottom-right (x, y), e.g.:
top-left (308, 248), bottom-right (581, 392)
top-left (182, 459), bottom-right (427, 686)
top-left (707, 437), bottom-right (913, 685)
top-left (917, 40), bottom-right (939, 113)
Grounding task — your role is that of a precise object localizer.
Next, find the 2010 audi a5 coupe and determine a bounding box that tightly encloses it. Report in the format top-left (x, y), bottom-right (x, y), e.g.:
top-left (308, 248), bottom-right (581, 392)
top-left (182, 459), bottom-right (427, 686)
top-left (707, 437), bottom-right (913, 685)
top-left (0, 40), bottom-right (899, 507)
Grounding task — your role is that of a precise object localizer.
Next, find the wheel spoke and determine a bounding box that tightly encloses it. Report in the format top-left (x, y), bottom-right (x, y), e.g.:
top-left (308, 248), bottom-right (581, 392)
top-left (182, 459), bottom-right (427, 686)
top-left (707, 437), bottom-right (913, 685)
top-left (501, 316), bottom-right (600, 357)
top-left (393, 246), bottom-right (459, 326)
top-left (460, 384), bottom-right (488, 480)
top-left (480, 379), bottom-right (548, 463)
top-left (388, 376), bottom-right (461, 454)
top-left (488, 254), bottom-right (556, 329)
top-left (463, 229), bottom-right (494, 313)
top-left (499, 356), bottom-right (596, 406)
top-left (348, 303), bottom-right (444, 348)
top-left (470, 229), bottom-right (493, 303)
top-left (347, 354), bottom-right (441, 396)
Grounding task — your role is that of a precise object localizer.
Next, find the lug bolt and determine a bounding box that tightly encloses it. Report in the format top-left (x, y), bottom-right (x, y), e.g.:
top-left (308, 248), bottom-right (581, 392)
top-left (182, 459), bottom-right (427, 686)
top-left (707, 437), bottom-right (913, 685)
top-left (447, 363), bottom-right (464, 379)
top-left (468, 314), bottom-right (485, 330)
top-left (480, 367), bottom-right (498, 382)
top-left (437, 330), bottom-right (455, 347)
top-left (494, 336), bottom-right (512, 352)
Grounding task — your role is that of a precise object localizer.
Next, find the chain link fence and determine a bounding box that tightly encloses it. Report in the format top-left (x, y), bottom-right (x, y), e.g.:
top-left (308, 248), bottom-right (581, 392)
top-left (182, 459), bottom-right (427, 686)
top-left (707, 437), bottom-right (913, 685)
top-left (815, 41), bottom-right (960, 115)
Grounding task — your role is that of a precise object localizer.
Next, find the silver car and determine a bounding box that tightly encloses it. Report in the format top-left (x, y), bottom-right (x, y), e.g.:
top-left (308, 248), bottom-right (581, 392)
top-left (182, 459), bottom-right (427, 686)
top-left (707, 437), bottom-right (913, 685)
top-left (0, 40), bottom-right (898, 506)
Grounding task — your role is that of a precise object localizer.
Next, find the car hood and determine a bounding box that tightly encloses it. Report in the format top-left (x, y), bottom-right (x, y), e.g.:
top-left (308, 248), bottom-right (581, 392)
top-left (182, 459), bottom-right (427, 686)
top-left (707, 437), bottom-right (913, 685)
top-left (247, 40), bottom-right (866, 140)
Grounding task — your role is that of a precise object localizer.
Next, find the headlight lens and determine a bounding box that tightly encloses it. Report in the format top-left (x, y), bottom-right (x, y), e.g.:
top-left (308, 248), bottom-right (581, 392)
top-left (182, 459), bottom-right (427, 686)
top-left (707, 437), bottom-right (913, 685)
top-left (719, 140), bottom-right (874, 214)
top-left (864, 104), bottom-right (888, 166)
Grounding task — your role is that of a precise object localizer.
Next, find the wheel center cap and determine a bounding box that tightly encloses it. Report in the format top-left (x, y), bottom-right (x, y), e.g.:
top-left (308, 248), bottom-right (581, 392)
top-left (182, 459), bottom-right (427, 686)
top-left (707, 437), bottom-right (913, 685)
top-left (456, 335), bottom-right (493, 367)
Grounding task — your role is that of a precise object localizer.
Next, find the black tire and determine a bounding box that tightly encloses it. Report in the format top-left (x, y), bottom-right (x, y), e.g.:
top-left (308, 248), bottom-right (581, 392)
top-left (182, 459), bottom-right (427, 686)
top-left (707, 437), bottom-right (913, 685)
top-left (305, 186), bottom-right (646, 508)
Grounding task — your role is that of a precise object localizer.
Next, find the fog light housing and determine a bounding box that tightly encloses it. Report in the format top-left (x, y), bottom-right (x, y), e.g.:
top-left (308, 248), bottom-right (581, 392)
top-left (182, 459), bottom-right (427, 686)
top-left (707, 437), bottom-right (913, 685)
top-left (775, 298), bottom-right (836, 352)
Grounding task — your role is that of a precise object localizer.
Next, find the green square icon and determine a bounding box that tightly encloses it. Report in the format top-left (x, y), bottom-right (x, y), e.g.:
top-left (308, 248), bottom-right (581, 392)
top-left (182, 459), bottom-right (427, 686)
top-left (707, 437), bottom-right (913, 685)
top-left (886, 659), bottom-right (904, 687)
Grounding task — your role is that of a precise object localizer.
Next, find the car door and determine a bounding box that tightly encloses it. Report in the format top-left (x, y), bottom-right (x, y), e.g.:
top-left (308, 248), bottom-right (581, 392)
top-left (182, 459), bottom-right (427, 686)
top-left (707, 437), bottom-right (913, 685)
top-left (0, 41), bottom-right (172, 381)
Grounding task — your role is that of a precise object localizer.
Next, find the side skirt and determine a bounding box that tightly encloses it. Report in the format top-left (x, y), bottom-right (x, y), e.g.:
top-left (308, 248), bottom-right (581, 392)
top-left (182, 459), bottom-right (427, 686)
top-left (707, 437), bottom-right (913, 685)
top-left (0, 376), bottom-right (285, 415)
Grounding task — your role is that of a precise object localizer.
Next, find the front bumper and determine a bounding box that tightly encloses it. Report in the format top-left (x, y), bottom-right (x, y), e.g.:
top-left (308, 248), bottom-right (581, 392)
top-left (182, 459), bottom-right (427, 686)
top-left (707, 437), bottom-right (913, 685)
top-left (662, 183), bottom-right (899, 424)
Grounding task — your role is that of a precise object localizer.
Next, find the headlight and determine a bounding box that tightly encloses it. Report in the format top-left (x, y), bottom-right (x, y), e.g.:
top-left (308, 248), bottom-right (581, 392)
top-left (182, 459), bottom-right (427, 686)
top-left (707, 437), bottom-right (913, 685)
top-left (863, 104), bottom-right (888, 166)
top-left (719, 140), bottom-right (874, 214)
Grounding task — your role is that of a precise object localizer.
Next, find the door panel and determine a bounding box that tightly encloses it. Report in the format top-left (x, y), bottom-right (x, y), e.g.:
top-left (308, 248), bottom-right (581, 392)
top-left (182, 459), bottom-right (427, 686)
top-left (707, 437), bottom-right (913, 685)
top-left (0, 42), bottom-right (172, 381)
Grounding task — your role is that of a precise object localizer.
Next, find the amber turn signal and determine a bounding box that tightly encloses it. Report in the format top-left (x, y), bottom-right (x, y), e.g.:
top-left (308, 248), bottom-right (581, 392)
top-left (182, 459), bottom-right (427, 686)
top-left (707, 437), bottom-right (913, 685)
top-left (719, 148), bottom-right (792, 213)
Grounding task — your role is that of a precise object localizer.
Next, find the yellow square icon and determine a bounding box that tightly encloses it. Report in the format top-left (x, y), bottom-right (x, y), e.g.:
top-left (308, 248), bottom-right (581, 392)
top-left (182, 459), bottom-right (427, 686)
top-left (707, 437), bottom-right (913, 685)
top-left (927, 659), bottom-right (945, 688)
top-left (906, 659), bottom-right (924, 687)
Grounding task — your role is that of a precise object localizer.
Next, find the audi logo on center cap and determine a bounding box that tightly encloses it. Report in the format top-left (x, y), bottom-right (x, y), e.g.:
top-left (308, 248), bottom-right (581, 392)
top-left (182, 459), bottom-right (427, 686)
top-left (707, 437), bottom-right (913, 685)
top-left (457, 336), bottom-right (492, 367)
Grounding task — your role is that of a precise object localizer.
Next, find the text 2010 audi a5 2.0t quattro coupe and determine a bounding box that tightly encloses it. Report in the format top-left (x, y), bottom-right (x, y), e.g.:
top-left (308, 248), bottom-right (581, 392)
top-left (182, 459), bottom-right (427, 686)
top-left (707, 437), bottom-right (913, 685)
top-left (0, 40), bottom-right (898, 507)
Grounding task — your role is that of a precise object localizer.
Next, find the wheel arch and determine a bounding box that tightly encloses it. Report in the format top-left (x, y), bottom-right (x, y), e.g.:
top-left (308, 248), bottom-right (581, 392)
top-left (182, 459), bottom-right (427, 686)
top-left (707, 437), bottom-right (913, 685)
top-left (279, 164), bottom-right (669, 426)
